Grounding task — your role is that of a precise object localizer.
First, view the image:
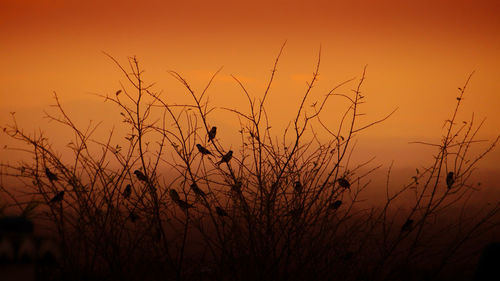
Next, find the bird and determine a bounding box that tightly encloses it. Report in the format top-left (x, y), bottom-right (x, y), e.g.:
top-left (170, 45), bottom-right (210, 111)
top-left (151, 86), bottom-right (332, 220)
top-left (169, 189), bottom-right (180, 202)
top-left (215, 206), bottom-right (228, 217)
top-left (134, 170), bottom-right (148, 182)
top-left (294, 181), bottom-right (302, 193)
top-left (401, 219), bottom-right (414, 232)
top-left (337, 177), bottom-right (351, 189)
top-left (208, 126), bottom-right (217, 142)
top-left (231, 181), bottom-right (242, 193)
top-left (286, 207), bottom-right (303, 218)
top-left (446, 172), bottom-right (455, 189)
top-left (45, 168), bottom-right (58, 182)
top-left (330, 200), bottom-right (342, 210)
top-left (123, 184), bottom-right (131, 199)
top-left (49, 191), bottom-right (64, 203)
top-left (217, 150), bottom-right (233, 165)
top-left (190, 182), bottom-right (207, 197)
top-left (249, 131), bottom-right (260, 141)
top-left (176, 199), bottom-right (195, 210)
top-left (196, 144), bottom-right (212, 155)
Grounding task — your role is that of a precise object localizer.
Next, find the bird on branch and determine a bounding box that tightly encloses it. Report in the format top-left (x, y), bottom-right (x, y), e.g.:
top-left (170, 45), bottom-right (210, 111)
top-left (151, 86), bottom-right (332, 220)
top-left (329, 200), bottom-right (342, 210)
top-left (208, 126), bottom-right (217, 142)
top-left (169, 189), bottom-right (180, 202)
top-left (49, 191), bottom-right (64, 203)
top-left (176, 199), bottom-right (195, 210)
top-left (294, 181), bottom-right (302, 193)
top-left (196, 144), bottom-right (212, 155)
top-left (217, 150), bottom-right (233, 165)
top-left (446, 172), bottom-right (455, 189)
top-left (134, 170), bottom-right (148, 182)
top-left (337, 177), bottom-right (351, 189)
top-left (123, 184), bottom-right (132, 199)
top-left (401, 219), bottom-right (414, 232)
top-left (190, 182), bottom-right (207, 197)
top-left (45, 168), bottom-right (58, 182)
top-left (215, 206), bottom-right (228, 217)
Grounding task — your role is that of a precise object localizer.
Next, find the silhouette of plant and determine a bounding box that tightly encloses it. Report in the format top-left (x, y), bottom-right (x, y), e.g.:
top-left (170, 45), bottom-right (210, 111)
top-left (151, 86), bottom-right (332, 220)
top-left (0, 44), bottom-right (498, 281)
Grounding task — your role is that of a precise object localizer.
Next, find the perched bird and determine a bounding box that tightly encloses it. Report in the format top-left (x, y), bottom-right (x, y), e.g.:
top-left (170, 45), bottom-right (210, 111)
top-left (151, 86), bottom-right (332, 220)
top-left (169, 189), bottom-right (180, 202)
top-left (294, 181), bottom-right (302, 193)
top-left (330, 200), bottom-right (342, 210)
top-left (208, 126), bottom-right (217, 142)
top-left (123, 184), bottom-right (132, 199)
top-left (196, 144), bottom-right (212, 155)
top-left (215, 206), bottom-right (228, 217)
top-left (49, 191), bottom-right (64, 203)
top-left (286, 207), bottom-right (303, 218)
top-left (134, 170), bottom-right (148, 182)
top-left (191, 182), bottom-right (207, 197)
top-left (446, 172), bottom-right (455, 189)
top-left (45, 168), bottom-right (58, 182)
top-left (231, 181), bottom-right (242, 193)
top-left (176, 199), bottom-right (195, 210)
top-left (337, 177), bottom-right (351, 189)
top-left (401, 219), bottom-right (414, 232)
top-left (217, 150), bottom-right (233, 165)
top-left (249, 131), bottom-right (259, 141)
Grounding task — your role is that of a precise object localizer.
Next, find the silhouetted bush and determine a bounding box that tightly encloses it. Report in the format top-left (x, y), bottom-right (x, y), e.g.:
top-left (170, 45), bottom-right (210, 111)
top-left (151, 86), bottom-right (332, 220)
top-left (1, 45), bottom-right (499, 281)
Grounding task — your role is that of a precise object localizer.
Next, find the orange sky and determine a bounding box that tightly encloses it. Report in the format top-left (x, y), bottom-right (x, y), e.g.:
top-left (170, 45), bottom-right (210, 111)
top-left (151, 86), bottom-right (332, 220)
top-left (1, 0), bottom-right (500, 171)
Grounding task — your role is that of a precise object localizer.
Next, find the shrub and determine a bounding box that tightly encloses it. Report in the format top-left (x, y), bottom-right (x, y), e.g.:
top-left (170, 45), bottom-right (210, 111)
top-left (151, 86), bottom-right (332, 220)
top-left (1, 45), bottom-right (499, 281)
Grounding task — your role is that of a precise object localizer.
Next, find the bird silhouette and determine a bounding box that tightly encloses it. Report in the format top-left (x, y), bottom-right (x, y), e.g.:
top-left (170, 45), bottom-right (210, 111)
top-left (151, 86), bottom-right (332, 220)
top-left (215, 206), bottom-right (228, 217)
top-left (176, 199), bottom-right (195, 210)
top-left (231, 181), bottom-right (242, 193)
top-left (134, 170), bottom-right (148, 182)
top-left (294, 181), bottom-right (302, 193)
top-left (337, 177), bottom-right (350, 189)
top-left (196, 144), bottom-right (212, 155)
top-left (217, 150), bottom-right (233, 165)
top-left (446, 172), bottom-right (455, 189)
top-left (169, 189), bottom-right (180, 202)
top-left (45, 168), bottom-right (58, 182)
top-left (330, 200), bottom-right (342, 210)
top-left (401, 219), bottom-right (414, 232)
top-left (123, 184), bottom-right (131, 199)
top-left (49, 191), bottom-right (64, 203)
top-left (249, 131), bottom-right (260, 141)
top-left (286, 207), bottom-right (303, 218)
top-left (190, 182), bottom-right (207, 197)
top-left (208, 126), bottom-right (217, 142)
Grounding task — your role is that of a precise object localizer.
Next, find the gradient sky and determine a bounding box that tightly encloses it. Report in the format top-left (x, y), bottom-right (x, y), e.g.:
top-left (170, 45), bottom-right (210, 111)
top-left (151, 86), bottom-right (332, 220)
top-left (1, 0), bottom-right (500, 173)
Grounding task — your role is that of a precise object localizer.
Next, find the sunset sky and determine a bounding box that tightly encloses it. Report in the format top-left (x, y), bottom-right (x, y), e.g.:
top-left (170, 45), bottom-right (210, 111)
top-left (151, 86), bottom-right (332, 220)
top-left (1, 0), bottom-right (499, 176)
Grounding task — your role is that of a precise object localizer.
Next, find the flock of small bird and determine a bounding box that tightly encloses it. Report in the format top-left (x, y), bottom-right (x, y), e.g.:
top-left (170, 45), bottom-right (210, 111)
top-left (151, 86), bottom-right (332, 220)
top-left (41, 126), bottom-right (458, 232)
